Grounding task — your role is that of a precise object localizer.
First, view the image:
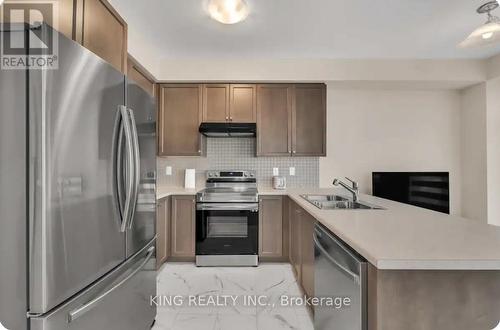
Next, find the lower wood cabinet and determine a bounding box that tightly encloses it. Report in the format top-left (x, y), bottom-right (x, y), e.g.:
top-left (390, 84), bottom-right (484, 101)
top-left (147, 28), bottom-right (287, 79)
top-left (289, 200), bottom-right (303, 280)
top-left (259, 196), bottom-right (284, 258)
top-left (171, 195), bottom-right (196, 258)
top-left (300, 211), bottom-right (316, 298)
top-left (156, 197), bottom-right (170, 269)
top-left (289, 199), bottom-right (316, 298)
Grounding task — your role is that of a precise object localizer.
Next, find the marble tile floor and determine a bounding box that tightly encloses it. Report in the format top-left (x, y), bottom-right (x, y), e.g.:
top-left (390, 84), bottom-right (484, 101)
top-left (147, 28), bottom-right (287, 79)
top-left (152, 262), bottom-right (314, 330)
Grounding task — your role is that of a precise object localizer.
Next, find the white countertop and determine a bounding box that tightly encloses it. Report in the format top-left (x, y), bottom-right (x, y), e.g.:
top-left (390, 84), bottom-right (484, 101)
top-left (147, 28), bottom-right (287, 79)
top-left (157, 186), bottom-right (500, 270)
top-left (156, 187), bottom-right (199, 200)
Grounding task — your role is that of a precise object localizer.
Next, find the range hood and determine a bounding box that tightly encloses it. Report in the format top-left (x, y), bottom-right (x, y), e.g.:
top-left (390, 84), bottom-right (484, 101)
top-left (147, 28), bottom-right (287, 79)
top-left (199, 122), bottom-right (256, 137)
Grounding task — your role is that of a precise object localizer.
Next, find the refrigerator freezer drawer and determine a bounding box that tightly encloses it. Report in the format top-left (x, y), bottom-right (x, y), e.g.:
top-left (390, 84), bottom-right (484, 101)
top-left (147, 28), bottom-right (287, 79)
top-left (30, 239), bottom-right (157, 330)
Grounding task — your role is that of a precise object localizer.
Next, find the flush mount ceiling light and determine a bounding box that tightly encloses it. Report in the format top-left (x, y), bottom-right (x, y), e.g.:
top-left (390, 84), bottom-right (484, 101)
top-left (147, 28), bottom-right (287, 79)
top-left (208, 0), bottom-right (249, 24)
top-left (460, 1), bottom-right (500, 48)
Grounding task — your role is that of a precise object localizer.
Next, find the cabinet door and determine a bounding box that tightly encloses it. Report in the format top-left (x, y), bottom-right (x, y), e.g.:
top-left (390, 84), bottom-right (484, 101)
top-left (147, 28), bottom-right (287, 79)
top-left (230, 84), bottom-right (256, 123)
top-left (301, 212), bottom-right (316, 298)
top-left (77, 0), bottom-right (127, 73)
top-left (58, 0), bottom-right (75, 39)
top-left (171, 196), bottom-right (196, 258)
top-left (202, 84), bottom-right (230, 122)
top-left (127, 55), bottom-right (156, 97)
top-left (289, 202), bottom-right (302, 281)
top-left (257, 84), bottom-right (292, 156)
top-left (159, 84), bottom-right (204, 156)
top-left (259, 196), bottom-right (283, 258)
top-left (292, 84), bottom-right (327, 156)
top-left (1, 0), bottom-right (74, 40)
top-left (156, 197), bottom-right (169, 269)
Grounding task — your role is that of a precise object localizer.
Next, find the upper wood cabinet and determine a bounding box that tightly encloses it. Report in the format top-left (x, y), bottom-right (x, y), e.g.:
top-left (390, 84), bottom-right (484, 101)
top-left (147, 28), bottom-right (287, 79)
top-left (257, 84), bottom-right (326, 157)
top-left (58, 0), bottom-right (75, 40)
top-left (257, 84), bottom-right (293, 156)
top-left (156, 82), bottom-right (325, 157)
top-left (171, 196), bottom-right (196, 258)
top-left (259, 196), bottom-right (284, 258)
top-left (158, 84), bottom-right (205, 156)
top-left (230, 84), bottom-right (257, 123)
top-left (202, 84), bottom-right (257, 123)
top-left (0, 0), bottom-right (74, 40)
top-left (127, 54), bottom-right (156, 97)
top-left (75, 0), bottom-right (128, 74)
top-left (202, 84), bottom-right (230, 122)
top-left (293, 84), bottom-right (327, 156)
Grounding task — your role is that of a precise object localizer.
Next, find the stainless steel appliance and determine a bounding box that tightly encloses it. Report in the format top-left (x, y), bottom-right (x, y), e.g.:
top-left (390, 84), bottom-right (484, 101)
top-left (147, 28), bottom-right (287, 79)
top-left (0, 24), bottom-right (157, 330)
top-left (199, 122), bottom-right (256, 137)
top-left (196, 170), bottom-right (259, 266)
top-left (314, 223), bottom-right (367, 330)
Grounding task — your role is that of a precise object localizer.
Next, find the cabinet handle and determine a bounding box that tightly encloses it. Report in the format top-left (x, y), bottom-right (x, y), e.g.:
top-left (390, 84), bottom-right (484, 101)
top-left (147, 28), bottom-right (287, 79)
top-left (292, 150), bottom-right (296, 154)
top-left (225, 116), bottom-right (229, 121)
top-left (229, 117), bottom-right (233, 121)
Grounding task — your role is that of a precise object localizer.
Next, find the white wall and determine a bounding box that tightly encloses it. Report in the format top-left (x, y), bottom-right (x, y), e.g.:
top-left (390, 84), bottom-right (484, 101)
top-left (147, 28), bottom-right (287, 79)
top-left (460, 83), bottom-right (488, 223)
top-left (487, 54), bottom-right (500, 80)
top-left (156, 59), bottom-right (485, 86)
top-left (486, 77), bottom-right (500, 226)
top-left (320, 86), bottom-right (462, 215)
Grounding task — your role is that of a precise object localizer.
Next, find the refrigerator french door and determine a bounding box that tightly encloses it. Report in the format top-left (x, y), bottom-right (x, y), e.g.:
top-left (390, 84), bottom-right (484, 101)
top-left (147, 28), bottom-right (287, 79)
top-left (125, 79), bottom-right (157, 258)
top-left (0, 24), bottom-right (156, 330)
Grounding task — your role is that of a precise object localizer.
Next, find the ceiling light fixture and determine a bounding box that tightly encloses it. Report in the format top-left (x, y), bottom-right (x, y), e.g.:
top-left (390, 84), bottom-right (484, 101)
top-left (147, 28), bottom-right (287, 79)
top-left (460, 1), bottom-right (500, 48)
top-left (207, 0), bottom-right (249, 25)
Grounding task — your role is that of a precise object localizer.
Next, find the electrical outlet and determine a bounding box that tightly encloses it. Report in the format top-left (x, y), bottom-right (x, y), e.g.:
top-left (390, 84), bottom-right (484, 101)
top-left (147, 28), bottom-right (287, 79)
top-left (289, 167), bottom-right (296, 176)
top-left (166, 166), bottom-right (172, 176)
top-left (273, 167), bottom-right (279, 176)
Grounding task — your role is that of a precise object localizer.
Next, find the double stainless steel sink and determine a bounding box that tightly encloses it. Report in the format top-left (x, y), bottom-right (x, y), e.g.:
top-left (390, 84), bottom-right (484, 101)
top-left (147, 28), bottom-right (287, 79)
top-left (301, 194), bottom-right (384, 210)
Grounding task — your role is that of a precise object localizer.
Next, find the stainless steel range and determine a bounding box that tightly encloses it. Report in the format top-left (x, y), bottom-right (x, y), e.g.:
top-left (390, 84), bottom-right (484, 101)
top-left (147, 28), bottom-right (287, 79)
top-left (196, 171), bottom-right (259, 266)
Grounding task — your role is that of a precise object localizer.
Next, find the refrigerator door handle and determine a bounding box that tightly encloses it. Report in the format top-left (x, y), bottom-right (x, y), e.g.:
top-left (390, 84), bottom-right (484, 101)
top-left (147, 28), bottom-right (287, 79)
top-left (127, 108), bottom-right (141, 229)
top-left (112, 108), bottom-right (125, 229)
top-left (67, 246), bottom-right (155, 323)
top-left (119, 105), bottom-right (135, 233)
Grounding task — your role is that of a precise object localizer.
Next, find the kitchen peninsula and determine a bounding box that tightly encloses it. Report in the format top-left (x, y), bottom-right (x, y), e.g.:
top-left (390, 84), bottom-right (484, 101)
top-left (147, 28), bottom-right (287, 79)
top-left (157, 186), bottom-right (500, 330)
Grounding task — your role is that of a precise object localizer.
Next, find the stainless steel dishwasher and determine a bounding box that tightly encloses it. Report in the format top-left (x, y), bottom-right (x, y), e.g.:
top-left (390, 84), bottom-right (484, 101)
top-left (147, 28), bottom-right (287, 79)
top-left (314, 223), bottom-right (367, 330)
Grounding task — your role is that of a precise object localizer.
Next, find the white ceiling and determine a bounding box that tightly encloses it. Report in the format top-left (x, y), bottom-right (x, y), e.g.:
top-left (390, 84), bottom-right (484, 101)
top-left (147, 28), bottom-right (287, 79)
top-left (111, 0), bottom-right (500, 60)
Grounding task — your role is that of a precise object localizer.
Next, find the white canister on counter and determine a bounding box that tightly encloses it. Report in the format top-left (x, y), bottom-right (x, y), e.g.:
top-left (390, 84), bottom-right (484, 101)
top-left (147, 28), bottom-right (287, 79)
top-left (273, 176), bottom-right (286, 190)
top-left (185, 169), bottom-right (196, 189)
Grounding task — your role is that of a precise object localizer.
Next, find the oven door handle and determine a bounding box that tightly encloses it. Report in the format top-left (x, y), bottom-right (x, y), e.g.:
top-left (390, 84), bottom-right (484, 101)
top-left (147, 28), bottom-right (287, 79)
top-left (196, 203), bottom-right (259, 211)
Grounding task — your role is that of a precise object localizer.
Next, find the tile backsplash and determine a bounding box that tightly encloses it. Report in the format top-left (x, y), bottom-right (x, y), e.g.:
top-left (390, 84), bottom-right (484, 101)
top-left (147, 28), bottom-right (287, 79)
top-left (157, 138), bottom-right (319, 189)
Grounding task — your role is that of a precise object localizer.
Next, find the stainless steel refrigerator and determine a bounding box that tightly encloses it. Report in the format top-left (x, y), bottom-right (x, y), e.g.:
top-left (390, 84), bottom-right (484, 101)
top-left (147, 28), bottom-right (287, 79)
top-left (0, 24), bottom-right (157, 330)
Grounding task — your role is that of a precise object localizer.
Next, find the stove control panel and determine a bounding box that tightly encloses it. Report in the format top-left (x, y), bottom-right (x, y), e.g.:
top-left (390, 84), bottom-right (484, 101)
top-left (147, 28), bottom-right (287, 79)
top-left (206, 170), bottom-right (256, 179)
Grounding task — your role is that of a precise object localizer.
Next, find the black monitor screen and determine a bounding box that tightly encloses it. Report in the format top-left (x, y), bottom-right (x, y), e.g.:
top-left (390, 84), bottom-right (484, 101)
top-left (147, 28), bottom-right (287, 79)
top-left (372, 172), bottom-right (450, 214)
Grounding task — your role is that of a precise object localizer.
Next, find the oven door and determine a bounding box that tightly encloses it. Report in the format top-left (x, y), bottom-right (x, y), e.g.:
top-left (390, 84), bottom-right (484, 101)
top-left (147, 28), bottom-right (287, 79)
top-left (196, 203), bottom-right (259, 255)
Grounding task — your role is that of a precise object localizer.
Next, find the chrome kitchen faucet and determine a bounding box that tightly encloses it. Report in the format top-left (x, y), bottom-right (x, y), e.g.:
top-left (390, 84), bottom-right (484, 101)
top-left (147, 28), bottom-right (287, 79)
top-left (333, 177), bottom-right (359, 202)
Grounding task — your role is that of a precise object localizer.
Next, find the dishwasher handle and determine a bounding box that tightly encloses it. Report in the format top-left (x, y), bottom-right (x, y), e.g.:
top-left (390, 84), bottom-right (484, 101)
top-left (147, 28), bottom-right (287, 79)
top-left (314, 231), bottom-right (361, 285)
